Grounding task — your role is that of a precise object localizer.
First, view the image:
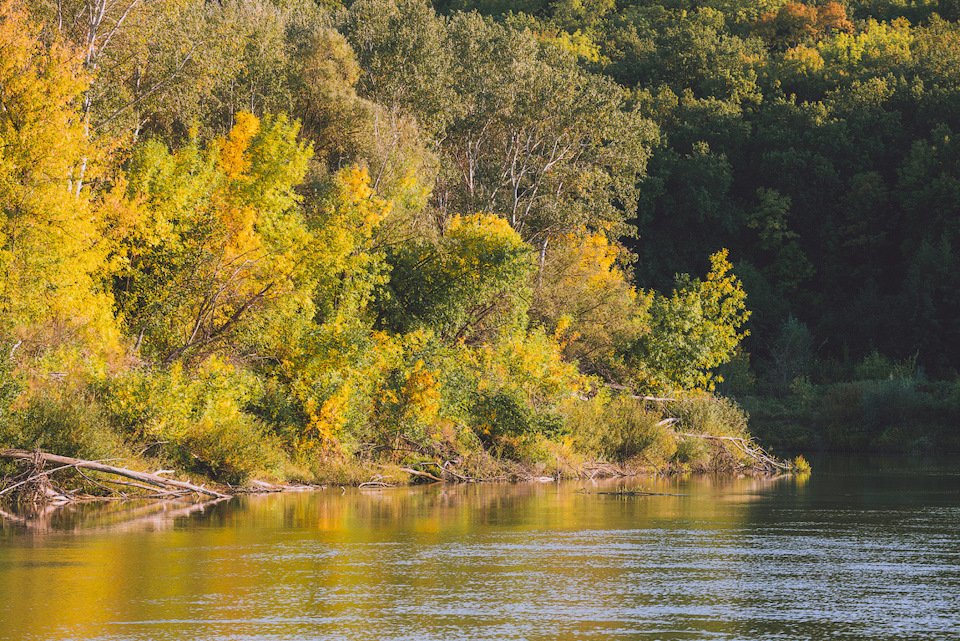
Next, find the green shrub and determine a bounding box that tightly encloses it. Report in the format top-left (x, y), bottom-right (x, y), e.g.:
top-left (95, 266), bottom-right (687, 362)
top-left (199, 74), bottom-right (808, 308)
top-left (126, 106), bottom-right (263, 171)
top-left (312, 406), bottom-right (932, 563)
top-left (570, 396), bottom-right (675, 462)
top-left (0, 344), bottom-right (22, 430)
top-left (817, 382), bottom-right (865, 426)
top-left (855, 350), bottom-right (919, 382)
top-left (472, 389), bottom-right (557, 438)
top-left (862, 378), bottom-right (920, 427)
top-left (673, 434), bottom-right (709, 464)
top-left (454, 329), bottom-right (581, 449)
top-left (175, 418), bottom-right (279, 485)
top-left (100, 361), bottom-right (273, 484)
top-left (855, 349), bottom-right (896, 381)
top-left (3, 389), bottom-right (123, 461)
top-left (668, 393), bottom-right (749, 438)
top-left (738, 394), bottom-right (817, 452)
top-left (605, 399), bottom-right (674, 461)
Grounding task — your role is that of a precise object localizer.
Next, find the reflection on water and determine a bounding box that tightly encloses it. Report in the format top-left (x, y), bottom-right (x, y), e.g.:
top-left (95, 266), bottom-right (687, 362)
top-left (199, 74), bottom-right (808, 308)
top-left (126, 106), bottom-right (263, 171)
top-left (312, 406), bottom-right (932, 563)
top-left (0, 457), bottom-right (958, 641)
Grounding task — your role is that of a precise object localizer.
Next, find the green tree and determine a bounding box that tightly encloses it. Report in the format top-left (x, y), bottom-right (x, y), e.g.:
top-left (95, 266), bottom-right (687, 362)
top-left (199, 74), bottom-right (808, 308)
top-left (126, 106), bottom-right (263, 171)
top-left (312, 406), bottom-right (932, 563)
top-left (633, 136), bottom-right (738, 291)
top-left (602, 7), bottom-right (763, 104)
top-left (377, 213), bottom-right (534, 343)
top-left (630, 250), bottom-right (750, 392)
top-left (899, 236), bottom-right (960, 373)
top-left (441, 13), bottom-right (657, 251)
top-left (342, 0), bottom-right (454, 136)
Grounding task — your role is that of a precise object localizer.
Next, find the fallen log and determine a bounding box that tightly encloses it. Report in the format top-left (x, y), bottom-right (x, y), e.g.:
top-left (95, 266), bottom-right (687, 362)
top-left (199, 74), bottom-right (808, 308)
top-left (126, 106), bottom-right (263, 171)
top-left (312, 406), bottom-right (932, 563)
top-left (596, 489), bottom-right (689, 496)
top-left (359, 474), bottom-right (396, 489)
top-left (0, 449), bottom-right (230, 499)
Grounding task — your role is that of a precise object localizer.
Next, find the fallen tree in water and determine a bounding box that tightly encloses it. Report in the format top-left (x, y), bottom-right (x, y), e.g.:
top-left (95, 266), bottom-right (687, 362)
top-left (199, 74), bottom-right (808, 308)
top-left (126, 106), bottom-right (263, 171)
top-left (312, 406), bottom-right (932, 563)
top-left (0, 449), bottom-right (230, 503)
top-left (675, 432), bottom-right (793, 473)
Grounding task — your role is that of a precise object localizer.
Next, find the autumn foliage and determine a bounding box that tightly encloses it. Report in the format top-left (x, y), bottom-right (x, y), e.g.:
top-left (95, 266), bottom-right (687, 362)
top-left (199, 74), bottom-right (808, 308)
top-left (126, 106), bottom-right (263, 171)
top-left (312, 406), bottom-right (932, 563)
top-left (0, 0), bottom-right (762, 484)
top-left (753, 2), bottom-right (854, 49)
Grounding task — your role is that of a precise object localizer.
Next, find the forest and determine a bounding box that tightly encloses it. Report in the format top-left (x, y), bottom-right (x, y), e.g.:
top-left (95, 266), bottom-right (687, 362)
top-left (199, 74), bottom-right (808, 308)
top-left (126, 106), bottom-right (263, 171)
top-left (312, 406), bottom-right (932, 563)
top-left (1, 0), bottom-right (958, 490)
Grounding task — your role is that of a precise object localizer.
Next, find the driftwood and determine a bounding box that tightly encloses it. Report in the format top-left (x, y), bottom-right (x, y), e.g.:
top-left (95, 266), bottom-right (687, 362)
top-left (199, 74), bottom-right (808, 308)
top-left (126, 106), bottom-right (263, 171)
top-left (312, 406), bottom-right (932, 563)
top-left (408, 459), bottom-right (506, 483)
top-left (358, 475), bottom-right (396, 489)
top-left (0, 449), bottom-right (230, 500)
top-left (596, 489), bottom-right (689, 496)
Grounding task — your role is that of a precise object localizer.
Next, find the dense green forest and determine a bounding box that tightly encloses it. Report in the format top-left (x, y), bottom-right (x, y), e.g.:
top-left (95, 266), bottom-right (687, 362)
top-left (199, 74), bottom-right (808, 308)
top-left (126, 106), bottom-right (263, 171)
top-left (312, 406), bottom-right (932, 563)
top-left (1, 0), bottom-right (959, 489)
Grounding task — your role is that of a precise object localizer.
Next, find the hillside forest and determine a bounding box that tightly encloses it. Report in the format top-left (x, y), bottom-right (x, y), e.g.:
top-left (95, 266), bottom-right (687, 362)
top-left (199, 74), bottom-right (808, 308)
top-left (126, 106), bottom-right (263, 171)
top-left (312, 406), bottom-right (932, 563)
top-left (1, 0), bottom-right (959, 488)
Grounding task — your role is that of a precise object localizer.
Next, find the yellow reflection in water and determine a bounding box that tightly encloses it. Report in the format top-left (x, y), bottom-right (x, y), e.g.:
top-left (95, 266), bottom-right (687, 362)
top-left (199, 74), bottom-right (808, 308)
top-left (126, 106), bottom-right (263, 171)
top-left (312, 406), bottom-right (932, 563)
top-left (0, 475), bottom-right (797, 641)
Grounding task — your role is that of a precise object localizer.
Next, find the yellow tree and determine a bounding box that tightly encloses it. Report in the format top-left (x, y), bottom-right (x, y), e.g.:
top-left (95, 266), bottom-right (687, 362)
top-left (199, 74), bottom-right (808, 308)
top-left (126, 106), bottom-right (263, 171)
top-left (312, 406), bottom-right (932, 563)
top-left (116, 111), bottom-right (312, 363)
top-left (532, 229), bottom-right (647, 379)
top-left (253, 166), bottom-right (399, 452)
top-left (0, 0), bottom-right (114, 341)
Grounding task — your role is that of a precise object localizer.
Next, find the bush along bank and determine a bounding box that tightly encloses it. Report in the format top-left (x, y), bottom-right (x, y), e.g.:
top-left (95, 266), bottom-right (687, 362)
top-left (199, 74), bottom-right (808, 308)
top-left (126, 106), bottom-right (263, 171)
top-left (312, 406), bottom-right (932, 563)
top-left (0, 348), bottom-right (802, 504)
top-left (742, 377), bottom-right (960, 456)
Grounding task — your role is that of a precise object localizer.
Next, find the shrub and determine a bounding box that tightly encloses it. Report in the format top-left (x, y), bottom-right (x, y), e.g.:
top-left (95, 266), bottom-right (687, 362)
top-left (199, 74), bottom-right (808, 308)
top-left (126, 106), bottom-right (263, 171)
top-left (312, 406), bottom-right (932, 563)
top-left (100, 360), bottom-right (273, 484)
top-left (454, 328), bottom-right (583, 447)
top-left (673, 434), bottom-right (709, 464)
top-left (3, 389), bottom-right (124, 461)
top-left (667, 392), bottom-right (749, 438)
top-left (855, 350), bottom-right (919, 382)
top-left (0, 344), bottom-right (22, 434)
top-left (855, 349), bottom-right (896, 381)
top-left (792, 454), bottom-right (811, 474)
top-left (861, 378), bottom-right (923, 436)
top-left (570, 396), bottom-right (676, 462)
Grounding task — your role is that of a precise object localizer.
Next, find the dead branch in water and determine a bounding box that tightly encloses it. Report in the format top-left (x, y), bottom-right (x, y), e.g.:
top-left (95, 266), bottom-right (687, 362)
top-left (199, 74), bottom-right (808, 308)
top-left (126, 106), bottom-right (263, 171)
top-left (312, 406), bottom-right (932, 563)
top-left (399, 467), bottom-right (443, 482)
top-left (595, 489), bottom-right (689, 496)
top-left (581, 461), bottom-right (635, 479)
top-left (675, 433), bottom-right (791, 473)
top-left (0, 449), bottom-right (231, 501)
top-left (359, 475), bottom-right (396, 489)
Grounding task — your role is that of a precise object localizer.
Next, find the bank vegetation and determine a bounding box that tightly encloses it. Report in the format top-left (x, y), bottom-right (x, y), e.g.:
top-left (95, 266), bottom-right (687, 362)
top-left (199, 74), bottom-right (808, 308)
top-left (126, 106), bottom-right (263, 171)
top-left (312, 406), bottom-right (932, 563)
top-left (24, 0), bottom-right (960, 498)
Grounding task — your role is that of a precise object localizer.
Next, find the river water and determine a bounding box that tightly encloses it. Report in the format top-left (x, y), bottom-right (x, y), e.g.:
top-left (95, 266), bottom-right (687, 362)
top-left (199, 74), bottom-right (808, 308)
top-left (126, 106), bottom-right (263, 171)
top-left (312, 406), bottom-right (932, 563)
top-left (0, 456), bottom-right (958, 640)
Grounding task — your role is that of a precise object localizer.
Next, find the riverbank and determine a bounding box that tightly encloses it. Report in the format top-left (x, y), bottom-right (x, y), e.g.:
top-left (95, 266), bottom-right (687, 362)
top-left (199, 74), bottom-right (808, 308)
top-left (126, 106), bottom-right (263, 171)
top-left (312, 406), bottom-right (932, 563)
top-left (0, 409), bottom-right (803, 505)
top-left (1, 345), bottom-right (807, 505)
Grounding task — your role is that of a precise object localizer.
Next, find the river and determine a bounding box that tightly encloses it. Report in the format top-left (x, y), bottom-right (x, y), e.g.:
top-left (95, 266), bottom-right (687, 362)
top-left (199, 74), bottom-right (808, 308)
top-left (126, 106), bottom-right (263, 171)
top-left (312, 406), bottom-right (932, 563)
top-left (0, 456), bottom-right (958, 640)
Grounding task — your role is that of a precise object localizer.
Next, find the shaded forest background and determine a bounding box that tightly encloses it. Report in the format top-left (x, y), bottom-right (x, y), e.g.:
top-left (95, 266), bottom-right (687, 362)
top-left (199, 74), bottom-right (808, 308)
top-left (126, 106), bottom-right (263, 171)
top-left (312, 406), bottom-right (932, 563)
top-left (2, 0), bottom-right (959, 486)
top-left (437, 0), bottom-right (960, 385)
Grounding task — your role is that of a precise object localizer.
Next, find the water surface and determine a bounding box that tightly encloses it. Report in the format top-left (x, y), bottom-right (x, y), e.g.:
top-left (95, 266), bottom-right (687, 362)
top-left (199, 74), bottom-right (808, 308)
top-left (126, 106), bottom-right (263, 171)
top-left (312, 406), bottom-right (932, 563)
top-left (1, 456), bottom-right (958, 640)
